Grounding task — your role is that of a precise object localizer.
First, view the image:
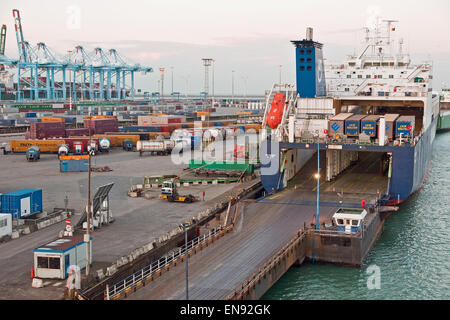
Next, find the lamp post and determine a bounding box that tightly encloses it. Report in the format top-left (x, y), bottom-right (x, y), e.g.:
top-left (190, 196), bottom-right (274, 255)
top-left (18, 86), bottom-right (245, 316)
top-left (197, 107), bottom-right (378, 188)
top-left (231, 70), bottom-right (235, 105)
top-left (279, 64), bottom-right (282, 84)
top-left (315, 133), bottom-right (320, 230)
top-left (182, 223), bottom-right (189, 300)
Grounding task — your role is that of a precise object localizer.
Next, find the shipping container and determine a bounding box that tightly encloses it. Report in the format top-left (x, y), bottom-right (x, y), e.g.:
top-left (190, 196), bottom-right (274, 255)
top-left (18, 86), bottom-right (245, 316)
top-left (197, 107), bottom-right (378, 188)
top-left (60, 158), bottom-right (89, 172)
top-left (41, 117), bottom-right (65, 123)
top-left (123, 139), bottom-right (134, 151)
top-left (120, 125), bottom-right (169, 133)
top-left (1, 189), bottom-right (43, 218)
top-left (104, 132), bottom-right (149, 141)
top-left (396, 115), bottom-right (416, 138)
top-left (345, 115), bottom-right (366, 137)
top-left (83, 118), bottom-right (119, 134)
top-left (10, 139), bottom-right (66, 153)
top-left (328, 113), bottom-right (353, 136)
top-left (384, 114), bottom-right (400, 140)
top-left (25, 112), bottom-right (37, 118)
top-left (0, 119), bottom-right (16, 126)
top-left (30, 122), bottom-right (66, 139)
top-left (65, 128), bottom-right (90, 137)
top-left (360, 115), bottom-right (381, 137)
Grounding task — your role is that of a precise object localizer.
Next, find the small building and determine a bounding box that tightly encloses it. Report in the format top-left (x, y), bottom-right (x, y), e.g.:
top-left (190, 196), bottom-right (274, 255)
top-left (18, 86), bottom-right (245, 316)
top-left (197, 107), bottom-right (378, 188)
top-left (333, 208), bottom-right (367, 234)
top-left (0, 214), bottom-right (12, 238)
top-left (33, 235), bottom-right (92, 279)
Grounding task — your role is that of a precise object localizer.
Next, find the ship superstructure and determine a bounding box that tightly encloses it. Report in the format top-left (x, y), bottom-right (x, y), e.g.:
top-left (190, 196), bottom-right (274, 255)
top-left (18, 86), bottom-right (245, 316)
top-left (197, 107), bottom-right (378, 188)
top-left (260, 21), bottom-right (439, 204)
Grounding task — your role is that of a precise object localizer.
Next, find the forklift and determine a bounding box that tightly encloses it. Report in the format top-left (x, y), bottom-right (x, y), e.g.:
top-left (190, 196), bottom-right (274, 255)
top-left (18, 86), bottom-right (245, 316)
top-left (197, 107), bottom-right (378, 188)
top-left (160, 180), bottom-right (197, 203)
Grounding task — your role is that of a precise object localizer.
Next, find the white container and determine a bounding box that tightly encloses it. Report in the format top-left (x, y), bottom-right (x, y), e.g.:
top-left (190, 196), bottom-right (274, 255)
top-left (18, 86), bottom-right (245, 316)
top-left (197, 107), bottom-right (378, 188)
top-left (136, 140), bottom-right (174, 153)
top-left (0, 214), bottom-right (12, 238)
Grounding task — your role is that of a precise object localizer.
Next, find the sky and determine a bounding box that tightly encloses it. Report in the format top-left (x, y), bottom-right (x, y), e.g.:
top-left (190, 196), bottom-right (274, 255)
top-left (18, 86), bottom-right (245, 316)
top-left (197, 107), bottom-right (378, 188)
top-left (2, 0), bottom-right (450, 94)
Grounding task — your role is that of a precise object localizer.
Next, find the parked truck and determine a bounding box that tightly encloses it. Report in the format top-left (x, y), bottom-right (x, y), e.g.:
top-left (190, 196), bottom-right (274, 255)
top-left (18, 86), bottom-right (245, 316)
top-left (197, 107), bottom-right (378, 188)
top-left (136, 140), bottom-right (175, 156)
top-left (160, 180), bottom-right (197, 203)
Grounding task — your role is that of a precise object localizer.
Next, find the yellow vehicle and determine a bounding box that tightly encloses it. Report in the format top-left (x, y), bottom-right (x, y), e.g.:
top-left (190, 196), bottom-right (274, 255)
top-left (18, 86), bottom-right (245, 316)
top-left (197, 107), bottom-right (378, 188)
top-left (160, 180), bottom-right (197, 203)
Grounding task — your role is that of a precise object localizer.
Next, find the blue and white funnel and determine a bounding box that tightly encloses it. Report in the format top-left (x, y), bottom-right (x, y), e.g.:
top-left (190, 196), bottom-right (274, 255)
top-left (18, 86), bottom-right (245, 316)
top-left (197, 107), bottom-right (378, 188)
top-left (291, 27), bottom-right (326, 98)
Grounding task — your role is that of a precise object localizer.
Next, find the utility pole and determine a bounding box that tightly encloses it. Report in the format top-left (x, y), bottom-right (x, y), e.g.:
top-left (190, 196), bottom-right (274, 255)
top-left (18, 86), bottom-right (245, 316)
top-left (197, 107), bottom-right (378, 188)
top-left (159, 68), bottom-right (165, 99)
top-left (279, 65), bottom-right (282, 84)
top-left (85, 114), bottom-right (92, 276)
top-left (171, 66), bottom-right (174, 95)
top-left (231, 70), bottom-right (235, 105)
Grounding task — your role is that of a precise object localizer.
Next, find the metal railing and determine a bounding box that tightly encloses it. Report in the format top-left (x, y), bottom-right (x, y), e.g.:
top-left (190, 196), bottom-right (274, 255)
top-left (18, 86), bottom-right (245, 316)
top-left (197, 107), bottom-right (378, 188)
top-left (228, 228), bottom-right (308, 300)
top-left (106, 226), bottom-right (225, 300)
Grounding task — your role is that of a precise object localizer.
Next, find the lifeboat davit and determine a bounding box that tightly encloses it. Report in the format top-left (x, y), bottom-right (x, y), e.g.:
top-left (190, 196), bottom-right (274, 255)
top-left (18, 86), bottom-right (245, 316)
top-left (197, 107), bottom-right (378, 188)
top-left (267, 92), bottom-right (286, 129)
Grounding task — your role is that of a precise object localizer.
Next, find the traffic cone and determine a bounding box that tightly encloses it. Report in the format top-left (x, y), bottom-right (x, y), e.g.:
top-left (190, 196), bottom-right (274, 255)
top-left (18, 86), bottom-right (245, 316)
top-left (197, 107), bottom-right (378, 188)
top-left (31, 267), bottom-right (35, 279)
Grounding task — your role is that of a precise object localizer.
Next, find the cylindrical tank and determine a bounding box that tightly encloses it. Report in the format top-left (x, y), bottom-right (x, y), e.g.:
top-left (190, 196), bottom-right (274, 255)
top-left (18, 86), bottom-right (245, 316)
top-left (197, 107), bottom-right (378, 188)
top-left (58, 144), bottom-right (69, 157)
top-left (26, 146), bottom-right (40, 161)
top-left (99, 138), bottom-right (111, 152)
top-left (136, 140), bottom-right (173, 156)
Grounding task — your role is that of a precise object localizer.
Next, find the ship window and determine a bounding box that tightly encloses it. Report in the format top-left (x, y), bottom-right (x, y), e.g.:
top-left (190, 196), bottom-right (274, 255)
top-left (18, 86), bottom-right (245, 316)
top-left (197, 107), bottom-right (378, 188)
top-left (346, 219), bottom-right (351, 225)
top-left (389, 75), bottom-right (394, 79)
top-left (378, 75), bottom-right (383, 79)
top-left (300, 50), bottom-right (305, 54)
top-left (291, 154), bottom-right (294, 162)
top-left (307, 50), bottom-right (312, 54)
top-left (307, 66), bottom-right (312, 71)
top-left (352, 220), bottom-right (359, 226)
top-left (358, 75), bottom-right (362, 79)
top-left (300, 66), bottom-right (305, 71)
top-left (300, 58), bottom-right (305, 62)
top-left (347, 75), bottom-right (351, 78)
top-left (366, 75), bottom-right (371, 78)
top-left (337, 219), bottom-right (344, 225)
top-left (345, 88), bottom-right (350, 92)
top-left (307, 58), bottom-right (312, 63)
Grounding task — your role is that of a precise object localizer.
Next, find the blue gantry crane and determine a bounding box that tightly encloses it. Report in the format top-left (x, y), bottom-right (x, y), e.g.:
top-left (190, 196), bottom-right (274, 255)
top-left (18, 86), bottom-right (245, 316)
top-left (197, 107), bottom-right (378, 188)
top-left (10, 9), bottom-right (153, 102)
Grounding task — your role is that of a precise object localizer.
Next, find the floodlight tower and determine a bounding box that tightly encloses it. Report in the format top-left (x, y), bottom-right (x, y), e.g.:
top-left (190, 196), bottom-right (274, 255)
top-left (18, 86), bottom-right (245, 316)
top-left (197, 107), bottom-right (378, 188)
top-left (159, 67), bottom-right (165, 98)
top-left (202, 58), bottom-right (213, 96)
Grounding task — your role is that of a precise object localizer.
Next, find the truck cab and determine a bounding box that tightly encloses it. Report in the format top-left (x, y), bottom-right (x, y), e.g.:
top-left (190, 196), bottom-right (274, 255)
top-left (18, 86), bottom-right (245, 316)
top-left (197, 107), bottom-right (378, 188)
top-left (161, 180), bottom-right (176, 195)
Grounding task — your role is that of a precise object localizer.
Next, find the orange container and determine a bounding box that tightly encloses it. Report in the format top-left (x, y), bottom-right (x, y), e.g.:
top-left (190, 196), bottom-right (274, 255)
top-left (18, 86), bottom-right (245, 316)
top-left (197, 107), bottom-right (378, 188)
top-left (10, 139), bottom-right (66, 153)
top-left (41, 117), bottom-right (65, 123)
top-left (59, 155), bottom-right (90, 160)
top-left (93, 134), bottom-right (140, 147)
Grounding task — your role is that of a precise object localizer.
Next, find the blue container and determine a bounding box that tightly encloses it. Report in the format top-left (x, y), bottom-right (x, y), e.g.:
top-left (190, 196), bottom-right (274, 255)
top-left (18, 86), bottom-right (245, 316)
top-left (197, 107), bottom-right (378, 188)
top-left (1, 189), bottom-right (43, 218)
top-left (60, 159), bottom-right (89, 172)
top-left (395, 115), bottom-right (415, 138)
top-left (345, 115), bottom-right (366, 137)
top-left (360, 115), bottom-right (380, 137)
top-left (214, 122), bottom-right (223, 126)
top-left (0, 119), bottom-right (15, 126)
top-left (26, 112), bottom-right (37, 118)
top-left (106, 111), bottom-right (113, 116)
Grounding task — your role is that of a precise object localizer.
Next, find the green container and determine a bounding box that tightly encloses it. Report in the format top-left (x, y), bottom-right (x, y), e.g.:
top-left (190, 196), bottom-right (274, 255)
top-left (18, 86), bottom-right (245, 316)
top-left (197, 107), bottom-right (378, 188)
top-left (188, 160), bottom-right (254, 173)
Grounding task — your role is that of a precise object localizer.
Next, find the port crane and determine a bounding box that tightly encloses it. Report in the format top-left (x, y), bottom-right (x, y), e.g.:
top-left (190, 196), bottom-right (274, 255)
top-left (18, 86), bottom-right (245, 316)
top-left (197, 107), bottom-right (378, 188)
top-left (10, 9), bottom-right (153, 102)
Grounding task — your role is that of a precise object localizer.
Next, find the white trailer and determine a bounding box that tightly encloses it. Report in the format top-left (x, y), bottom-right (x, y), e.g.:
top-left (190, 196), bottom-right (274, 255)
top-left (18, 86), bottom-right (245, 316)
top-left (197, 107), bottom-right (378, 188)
top-left (136, 140), bottom-right (175, 156)
top-left (0, 214), bottom-right (12, 239)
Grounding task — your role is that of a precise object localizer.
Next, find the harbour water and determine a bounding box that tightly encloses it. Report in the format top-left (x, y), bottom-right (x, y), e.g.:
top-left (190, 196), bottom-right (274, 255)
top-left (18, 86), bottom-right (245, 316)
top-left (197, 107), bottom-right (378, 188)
top-left (262, 132), bottom-right (450, 300)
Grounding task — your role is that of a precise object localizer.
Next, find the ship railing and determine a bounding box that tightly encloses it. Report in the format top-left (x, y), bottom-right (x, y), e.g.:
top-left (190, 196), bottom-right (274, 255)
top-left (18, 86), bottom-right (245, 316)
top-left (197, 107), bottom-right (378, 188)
top-left (105, 226), bottom-right (224, 300)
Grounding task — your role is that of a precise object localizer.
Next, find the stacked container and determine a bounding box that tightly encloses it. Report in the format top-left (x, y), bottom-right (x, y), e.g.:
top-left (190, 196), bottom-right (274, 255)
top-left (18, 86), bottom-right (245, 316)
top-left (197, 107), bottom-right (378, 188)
top-left (1, 189), bottom-right (43, 218)
top-left (396, 115), bottom-right (415, 138)
top-left (328, 113), bottom-right (353, 136)
top-left (384, 114), bottom-right (400, 140)
top-left (83, 118), bottom-right (119, 134)
top-left (65, 128), bottom-right (90, 137)
top-left (345, 115), bottom-right (366, 137)
top-left (30, 122), bottom-right (66, 139)
top-left (361, 115), bottom-right (381, 137)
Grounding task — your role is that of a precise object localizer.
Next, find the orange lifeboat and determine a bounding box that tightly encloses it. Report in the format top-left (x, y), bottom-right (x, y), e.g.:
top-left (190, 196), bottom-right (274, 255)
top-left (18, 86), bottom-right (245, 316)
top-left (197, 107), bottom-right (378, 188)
top-left (267, 92), bottom-right (286, 129)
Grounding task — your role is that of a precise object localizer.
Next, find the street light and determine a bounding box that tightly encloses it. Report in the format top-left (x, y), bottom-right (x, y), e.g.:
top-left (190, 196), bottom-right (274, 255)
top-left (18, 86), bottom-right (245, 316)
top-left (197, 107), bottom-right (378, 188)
top-left (231, 70), bottom-right (235, 105)
top-left (315, 133), bottom-right (320, 230)
top-left (182, 223), bottom-right (190, 300)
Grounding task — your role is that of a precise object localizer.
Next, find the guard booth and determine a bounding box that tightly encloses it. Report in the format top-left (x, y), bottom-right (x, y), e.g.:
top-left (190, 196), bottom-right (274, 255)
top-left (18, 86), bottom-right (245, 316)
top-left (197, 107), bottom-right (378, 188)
top-left (33, 235), bottom-right (92, 279)
top-left (333, 208), bottom-right (367, 234)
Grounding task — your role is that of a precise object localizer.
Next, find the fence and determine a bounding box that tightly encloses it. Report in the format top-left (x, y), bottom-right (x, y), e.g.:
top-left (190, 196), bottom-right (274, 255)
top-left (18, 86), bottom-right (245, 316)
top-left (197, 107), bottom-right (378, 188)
top-left (106, 226), bottom-right (226, 300)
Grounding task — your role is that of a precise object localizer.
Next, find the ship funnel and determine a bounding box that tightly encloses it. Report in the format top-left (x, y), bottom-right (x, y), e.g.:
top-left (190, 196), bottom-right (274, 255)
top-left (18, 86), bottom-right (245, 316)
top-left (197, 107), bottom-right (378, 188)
top-left (306, 27), bottom-right (313, 41)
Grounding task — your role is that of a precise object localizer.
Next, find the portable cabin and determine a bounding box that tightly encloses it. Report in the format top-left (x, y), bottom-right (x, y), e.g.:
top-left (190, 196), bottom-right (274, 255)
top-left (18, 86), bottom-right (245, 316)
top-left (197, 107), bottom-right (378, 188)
top-left (33, 235), bottom-right (92, 279)
top-left (328, 113), bottom-right (353, 136)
